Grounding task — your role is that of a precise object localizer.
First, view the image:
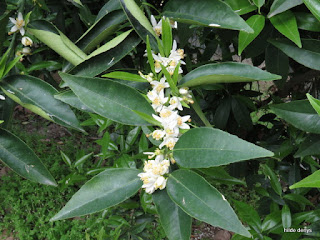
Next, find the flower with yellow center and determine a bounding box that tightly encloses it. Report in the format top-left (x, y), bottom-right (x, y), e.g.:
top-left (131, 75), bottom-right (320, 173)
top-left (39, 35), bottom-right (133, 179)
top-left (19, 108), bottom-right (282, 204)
top-left (150, 77), bottom-right (169, 93)
top-left (9, 12), bottom-right (25, 36)
top-left (150, 15), bottom-right (162, 36)
top-left (21, 36), bottom-right (33, 46)
top-left (152, 130), bottom-right (165, 140)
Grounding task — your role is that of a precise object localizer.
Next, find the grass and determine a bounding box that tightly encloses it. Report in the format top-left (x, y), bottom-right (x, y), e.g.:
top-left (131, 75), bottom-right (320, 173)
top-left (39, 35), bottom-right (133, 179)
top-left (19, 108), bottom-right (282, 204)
top-left (0, 113), bottom-right (165, 240)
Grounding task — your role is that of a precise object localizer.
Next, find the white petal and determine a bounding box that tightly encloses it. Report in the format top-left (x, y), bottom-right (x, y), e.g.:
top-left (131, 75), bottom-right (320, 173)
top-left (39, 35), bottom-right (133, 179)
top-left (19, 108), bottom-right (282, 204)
top-left (18, 12), bottom-right (23, 21)
top-left (150, 15), bottom-right (157, 27)
top-left (9, 17), bottom-right (16, 24)
top-left (172, 40), bottom-right (177, 51)
top-left (10, 26), bottom-right (18, 33)
top-left (20, 27), bottom-right (25, 36)
top-left (0, 95), bottom-right (5, 100)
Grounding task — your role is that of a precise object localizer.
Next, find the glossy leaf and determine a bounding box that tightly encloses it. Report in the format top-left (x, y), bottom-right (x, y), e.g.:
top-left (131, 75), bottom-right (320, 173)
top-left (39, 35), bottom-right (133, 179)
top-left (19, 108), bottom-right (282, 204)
top-left (163, 0), bottom-right (253, 33)
top-left (102, 71), bottom-right (148, 82)
top-left (269, 39), bottom-right (320, 71)
top-left (295, 135), bottom-right (320, 158)
top-left (307, 94), bottom-right (320, 115)
top-left (54, 90), bottom-right (94, 113)
top-left (296, 12), bottom-right (320, 32)
top-left (224, 0), bottom-right (257, 15)
top-left (290, 170), bottom-right (320, 189)
top-left (119, 0), bottom-right (158, 50)
top-left (270, 11), bottom-right (301, 48)
top-left (268, 0), bottom-right (303, 18)
top-left (253, 0), bottom-right (265, 8)
top-left (167, 169), bottom-right (251, 237)
top-left (76, 10), bottom-right (126, 53)
top-left (51, 168), bottom-right (142, 221)
top-left (261, 164), bottom-right (282, 196)
top-left (28, 20), bottom-right (86, 65)
top-left (153, 190), bottom-right (192, 240)
top-left (282, 205), bottom-right (292, 228)
top-left (238, 15), bottom-right (265, 55)
top-left (70, 33), bottom-right (140, 77)
top-left (265, 44), bottom-right (289, 86)
top-left (270, 100), bottom-right (320, 134)
top-left (0, 129), bottom-right (57, 186)
top-left (233, 200), bottom-right (261, 231)
top-left (261, 210), bottom-right (281, 232)
top-left (59, 72), bottom-right (154, 126)
top-left (173, 128), bottom-right (274, 168)
top-left (1, 75), bottom-right (84, 132)
top-left (87, 30), bottom-right (133, 58)
top-left (96, 0), bottom-right (121, 20)
top-left (304, 0), bottom-right (320, 21)
top-left (179, 62), bottom-right (281, 87)
top-left (198, 167), bottom-right (246, 185)
top-left (283, 194), bottom-right (314, 207)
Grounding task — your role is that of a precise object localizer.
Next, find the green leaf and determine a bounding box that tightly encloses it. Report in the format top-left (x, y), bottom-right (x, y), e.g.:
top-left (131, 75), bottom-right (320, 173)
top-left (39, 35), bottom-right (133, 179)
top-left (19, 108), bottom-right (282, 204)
top-left (96, 0), bottom-right (122, 20)
top-left (160, 64), bottom-right (179, 95)
top-left (295, 12), bottom-right (320, 32)
top-left (268, 0), bottom-right (303, 18)
top-left (153, 190), bottom-right (192, 240)
top-left (1, 75), bottom-right (84, 132)
top-left (270, 100), bottom-right (320, 134)
top-left (163, 0), bottom-right (253, 33)
top-left (0, 129), bottom-right (57, 186)
top-left (179, 62), bottom-right (281, 87)
top-left (261, 210), bottom-right (281, 232)
top-left (233, 199), bottom-right (262, 231)
top-left (3, 55), bottom-right (23, 76)
top-left (307, 94), bottom-right (320, 115)
top-left (173, 128), bottom-right (274, 168)
top-left (238, 15), bottom-right (265, 55)
top-left (269, 38), bottom-right (320, 71)
top-left (253, 0), bottom-right (265, 8)
top-left (51, 168), bottom-right (142, 221)
top-left (224, 0), bottom-right (257, 15)
top-left (59, 72), bottom-right (154, 126)
top-left (261, 164), bottom-right (282, 196)
top-left (283, 194), bottom-right (314, 207)
top-left (28, 20), bottom-right (86, 66)
top-left (265, 44), bottom-right (289, 86)
top-left (282, 205), bottom-right (292, 228)
top-left (290, 170), bottom-right (320, 189)
top-left (294, 135), bottom-right (320, 158)
top-left (70, 33), bottom-right (140, 77)
top-left (119, 0), bottom-right (158, 50)
top-left (132, 110), bottom-right (161, 126)
top-left (270, 11), bottom-right (301, 48)
top-left (162, 18), bottom-right (173, 57)
top-left (304, 0), bottom-right (320, 21)
top-left (0, 10), bottom-right (9, 53)
top-left (231, 97), bottom-right (253, 130)
top-left (26, 61), bottom-right (61, 73)
top-left (74, 152), bottom-right (93, 168)
top-left (86, 30), bottom-right (133, 58)
top-left (77, 10), bottom-right (126, 53)
top-left (167, 169), bottom-right (251, 237)
top-left (54, 90), bottom-right (94, 113)
top-left (198, 167), bottom-right (246, 185)
top-left (102, 71), bottom-right (148, 82)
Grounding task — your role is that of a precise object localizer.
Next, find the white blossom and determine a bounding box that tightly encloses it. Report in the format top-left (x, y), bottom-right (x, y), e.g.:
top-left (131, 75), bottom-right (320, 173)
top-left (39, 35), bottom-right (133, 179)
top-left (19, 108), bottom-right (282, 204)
top-left (150, 77), bottom-right (169, 93)
top-left (147, 90), bottom-right (168, 112)
top-left (0, 95), bottom-right (5, 100)
top-left (9, 12), bottom-right (25, 36)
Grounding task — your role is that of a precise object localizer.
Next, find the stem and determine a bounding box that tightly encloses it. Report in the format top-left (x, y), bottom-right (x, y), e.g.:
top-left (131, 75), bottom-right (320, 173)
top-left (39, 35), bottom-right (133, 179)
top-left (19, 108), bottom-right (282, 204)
top-left (191, 93), bottom-right (212, 128)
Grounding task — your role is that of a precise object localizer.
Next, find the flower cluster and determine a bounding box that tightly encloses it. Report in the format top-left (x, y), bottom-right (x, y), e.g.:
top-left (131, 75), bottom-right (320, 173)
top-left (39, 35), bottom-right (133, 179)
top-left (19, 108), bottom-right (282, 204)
top-left (9, 12), bottom-right (33, 57)
top-left (138, 24), bottom-right (193, 193)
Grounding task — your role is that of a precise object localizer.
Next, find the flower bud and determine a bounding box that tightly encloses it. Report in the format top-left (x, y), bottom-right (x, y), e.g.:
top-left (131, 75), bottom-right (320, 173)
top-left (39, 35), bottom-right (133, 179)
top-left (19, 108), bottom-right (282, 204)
top-left (21, 36), bottom-right (33, 46)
